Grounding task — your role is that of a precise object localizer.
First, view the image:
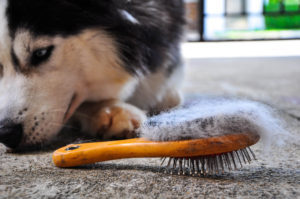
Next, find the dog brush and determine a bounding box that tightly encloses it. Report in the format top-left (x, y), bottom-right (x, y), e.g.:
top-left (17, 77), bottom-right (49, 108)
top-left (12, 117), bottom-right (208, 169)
top-left (53, 98), bottom-right (287, 175)
top-left (53, 133), bottom-right (259, 175)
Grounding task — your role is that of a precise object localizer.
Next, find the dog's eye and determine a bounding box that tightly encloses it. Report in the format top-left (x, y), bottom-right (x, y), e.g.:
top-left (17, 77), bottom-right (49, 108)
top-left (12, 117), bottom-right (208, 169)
top-left (31, 45), bottom-right (55, 66)
top-left (35, 49), bottom-right (48, 57)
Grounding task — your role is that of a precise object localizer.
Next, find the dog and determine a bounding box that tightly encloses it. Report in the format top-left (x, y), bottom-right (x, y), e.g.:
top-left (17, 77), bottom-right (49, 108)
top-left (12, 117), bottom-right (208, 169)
top-left (0, 0), bottom-right (185, 150)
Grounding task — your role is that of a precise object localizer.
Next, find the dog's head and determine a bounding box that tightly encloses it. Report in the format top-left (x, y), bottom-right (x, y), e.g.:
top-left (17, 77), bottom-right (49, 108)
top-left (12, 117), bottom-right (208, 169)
top-left (0, 0), bottom-right (134, 149)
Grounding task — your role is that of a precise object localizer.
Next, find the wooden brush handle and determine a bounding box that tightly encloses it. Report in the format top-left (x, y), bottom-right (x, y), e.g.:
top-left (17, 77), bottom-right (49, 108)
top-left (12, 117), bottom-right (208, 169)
top-left (53, 133), bottom-right (260, 168)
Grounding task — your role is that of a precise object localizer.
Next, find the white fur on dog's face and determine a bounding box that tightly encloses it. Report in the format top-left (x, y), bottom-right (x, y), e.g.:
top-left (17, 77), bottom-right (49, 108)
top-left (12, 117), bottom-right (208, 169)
top-left (0, 22), bottom-right (136, 147)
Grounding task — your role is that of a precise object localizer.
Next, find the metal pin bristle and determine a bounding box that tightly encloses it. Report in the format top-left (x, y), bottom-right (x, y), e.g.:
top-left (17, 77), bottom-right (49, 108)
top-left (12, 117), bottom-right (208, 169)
top-left (161, 147), bottom-right (257, 176)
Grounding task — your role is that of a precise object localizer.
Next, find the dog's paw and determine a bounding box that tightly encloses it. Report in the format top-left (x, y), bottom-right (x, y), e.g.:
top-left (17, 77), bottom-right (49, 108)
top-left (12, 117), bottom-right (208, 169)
top-left (95, 103), bottom-right (146, 139)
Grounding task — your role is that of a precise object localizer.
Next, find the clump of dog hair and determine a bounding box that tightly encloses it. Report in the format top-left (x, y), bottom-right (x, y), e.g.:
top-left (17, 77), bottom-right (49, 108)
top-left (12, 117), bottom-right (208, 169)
top-left (139, 97), bottom-right (290, 149)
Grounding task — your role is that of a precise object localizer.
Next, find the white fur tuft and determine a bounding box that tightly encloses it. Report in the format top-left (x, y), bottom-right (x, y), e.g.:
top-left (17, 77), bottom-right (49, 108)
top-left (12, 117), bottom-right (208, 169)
top-left (119, 9), bottom-right (140, 24)
top-left (139, 97), bottom-right (290, 149)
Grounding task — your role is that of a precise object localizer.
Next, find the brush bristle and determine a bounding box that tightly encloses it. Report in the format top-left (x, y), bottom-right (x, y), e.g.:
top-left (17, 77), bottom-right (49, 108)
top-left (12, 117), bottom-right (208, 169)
top-left (161, 147), bottom-right (256, 176)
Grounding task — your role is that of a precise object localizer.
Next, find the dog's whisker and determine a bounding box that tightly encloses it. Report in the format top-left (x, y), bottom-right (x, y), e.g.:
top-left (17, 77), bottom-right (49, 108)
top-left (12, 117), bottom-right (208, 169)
top-left (39, 109), bottom-right (67, 114)
top-left (23, 109), bottom-right (66, 118)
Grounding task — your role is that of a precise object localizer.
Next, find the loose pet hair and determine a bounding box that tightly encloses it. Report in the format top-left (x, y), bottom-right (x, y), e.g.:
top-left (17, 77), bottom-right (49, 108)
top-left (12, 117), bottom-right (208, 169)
top-left (0, 0), bottom-right (185, 149)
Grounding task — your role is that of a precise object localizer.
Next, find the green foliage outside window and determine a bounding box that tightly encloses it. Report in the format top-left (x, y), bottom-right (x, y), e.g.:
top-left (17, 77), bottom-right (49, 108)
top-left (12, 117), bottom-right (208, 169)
top-left (264, 0), bottom-right (300, 29)
top-left (285, 0), bottom-right (300, 11)
top-left (264, 0), bottom-right (300, 12)
top-left (264, 0), bottom-right (281, 12)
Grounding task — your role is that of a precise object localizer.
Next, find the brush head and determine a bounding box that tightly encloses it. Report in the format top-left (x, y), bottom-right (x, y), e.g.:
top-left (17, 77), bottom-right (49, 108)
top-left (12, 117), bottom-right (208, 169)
top-left (157, 132), bottom-right (260, 176)
top-left (161, 147), bottom-right (256, 176)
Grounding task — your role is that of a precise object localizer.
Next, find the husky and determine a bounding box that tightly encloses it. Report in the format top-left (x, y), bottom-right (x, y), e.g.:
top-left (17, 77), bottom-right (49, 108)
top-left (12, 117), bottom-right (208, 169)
top-left (0, 0), bottom-right (185, 150)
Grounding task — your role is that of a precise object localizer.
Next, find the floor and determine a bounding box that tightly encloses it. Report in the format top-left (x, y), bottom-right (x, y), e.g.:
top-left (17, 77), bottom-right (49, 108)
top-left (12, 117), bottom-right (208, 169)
top-left (0, 42), bottom-right (299, 199)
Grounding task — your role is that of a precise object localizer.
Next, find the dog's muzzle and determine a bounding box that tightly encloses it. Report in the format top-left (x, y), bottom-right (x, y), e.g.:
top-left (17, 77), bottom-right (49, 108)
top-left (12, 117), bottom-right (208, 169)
top-left (0, 120), bottom-right (23, 148)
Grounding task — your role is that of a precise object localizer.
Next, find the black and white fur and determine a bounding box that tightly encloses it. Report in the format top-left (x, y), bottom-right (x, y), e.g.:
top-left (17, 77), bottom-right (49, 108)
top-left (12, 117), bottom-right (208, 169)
top-left (0, 0), bottom-right (288, 151)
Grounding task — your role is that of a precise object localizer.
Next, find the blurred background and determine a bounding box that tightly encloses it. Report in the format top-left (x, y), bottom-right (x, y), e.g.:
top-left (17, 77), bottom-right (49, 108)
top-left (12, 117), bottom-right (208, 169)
top-left (185, 0), bottom-right (300, 41)
top-left (181, 0), bottom-right (300, 126)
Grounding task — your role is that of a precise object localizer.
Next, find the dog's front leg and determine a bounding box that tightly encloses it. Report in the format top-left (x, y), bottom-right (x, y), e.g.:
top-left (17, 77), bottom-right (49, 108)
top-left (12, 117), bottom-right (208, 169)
top-left (73, 100), bottom-right (147, 139)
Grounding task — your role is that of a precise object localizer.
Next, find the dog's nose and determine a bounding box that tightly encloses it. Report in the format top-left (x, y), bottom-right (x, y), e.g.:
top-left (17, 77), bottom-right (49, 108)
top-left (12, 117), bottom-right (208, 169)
top-left (0, 120), bottom-right (23, 148)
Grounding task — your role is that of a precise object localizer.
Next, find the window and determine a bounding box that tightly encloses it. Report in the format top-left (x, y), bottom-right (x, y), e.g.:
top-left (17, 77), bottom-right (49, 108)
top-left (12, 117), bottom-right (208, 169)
top-left (185, 0), bottom-right (300, 41)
